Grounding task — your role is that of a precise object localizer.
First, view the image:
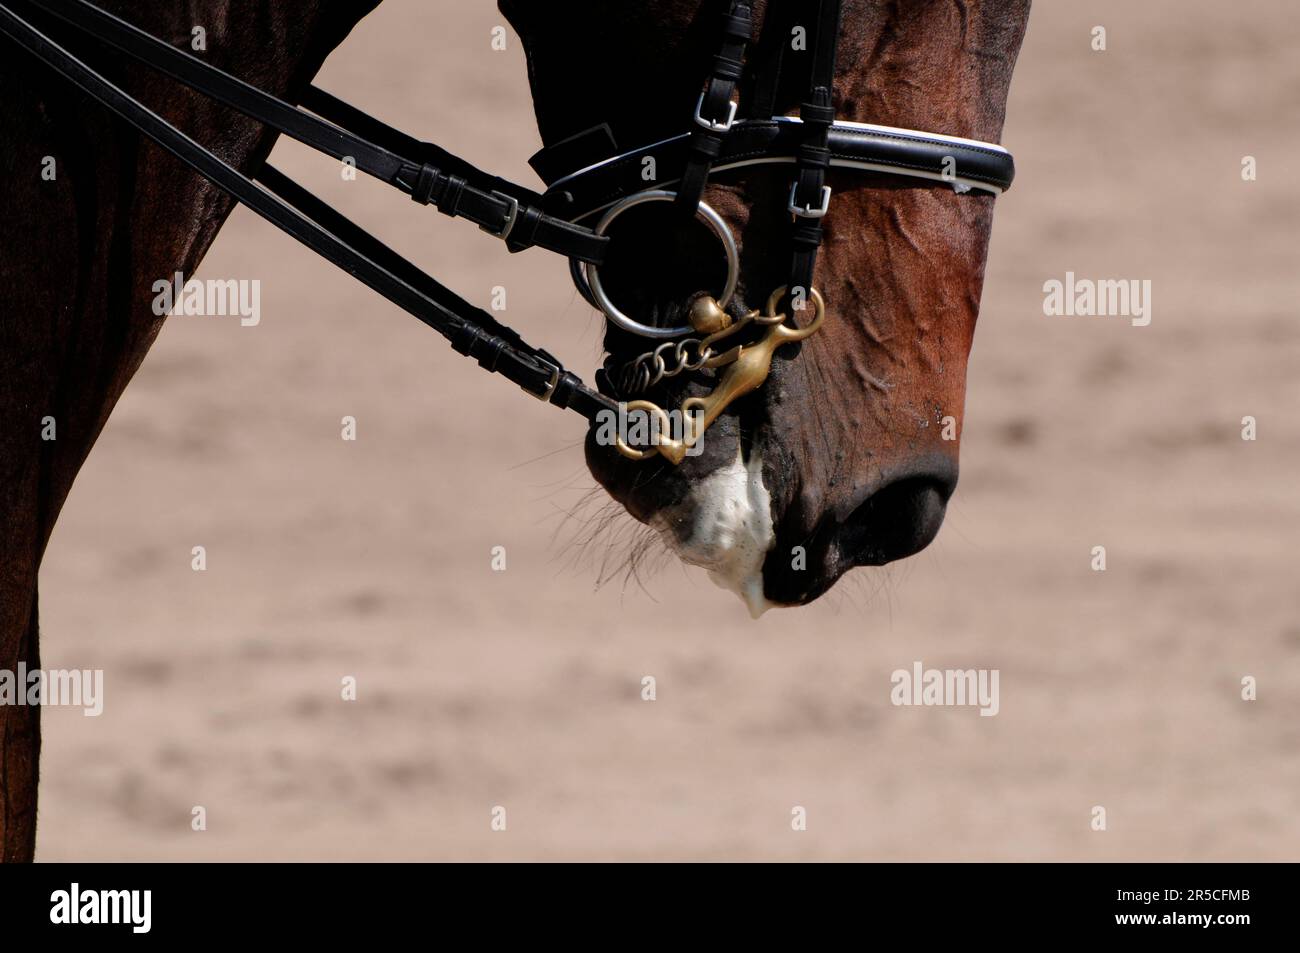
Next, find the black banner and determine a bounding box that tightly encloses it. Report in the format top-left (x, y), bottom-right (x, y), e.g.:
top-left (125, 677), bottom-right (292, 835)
top-left (0, 862), bottom-right (1282, 940)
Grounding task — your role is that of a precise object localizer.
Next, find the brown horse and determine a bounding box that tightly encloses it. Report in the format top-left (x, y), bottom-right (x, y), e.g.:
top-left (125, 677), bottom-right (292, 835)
top-left (0, 0), bottom-right (1028, 860)
top-left (504, 0), bottom-right (1030, 613)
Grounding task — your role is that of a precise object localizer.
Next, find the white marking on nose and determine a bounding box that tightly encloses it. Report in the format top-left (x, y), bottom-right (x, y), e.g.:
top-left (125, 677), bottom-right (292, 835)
top-left (651, 449), bottom-right (777, 618)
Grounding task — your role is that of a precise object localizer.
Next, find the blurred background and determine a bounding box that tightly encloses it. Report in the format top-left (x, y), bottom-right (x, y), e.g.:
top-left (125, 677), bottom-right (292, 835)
top-left (37, 0), bottom-right (1300, 859)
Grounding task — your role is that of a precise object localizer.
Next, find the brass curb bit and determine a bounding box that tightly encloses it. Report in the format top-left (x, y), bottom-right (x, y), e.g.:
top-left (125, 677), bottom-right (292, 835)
top-left (583, 191), bottom-right (827, 465)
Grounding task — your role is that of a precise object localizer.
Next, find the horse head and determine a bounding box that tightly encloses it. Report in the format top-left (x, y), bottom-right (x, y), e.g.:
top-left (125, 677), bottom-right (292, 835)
top-left (504, 0), bottom-right (1031, 612)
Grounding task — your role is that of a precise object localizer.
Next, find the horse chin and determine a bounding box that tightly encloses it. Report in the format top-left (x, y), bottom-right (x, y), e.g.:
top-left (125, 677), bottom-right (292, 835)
top-left (649, 448), bottom-right (783, 619)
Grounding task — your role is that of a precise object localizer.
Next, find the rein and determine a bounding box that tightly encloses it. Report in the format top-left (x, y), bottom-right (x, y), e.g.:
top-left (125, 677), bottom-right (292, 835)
top-left (0, 0), bottom-right (1014, 465)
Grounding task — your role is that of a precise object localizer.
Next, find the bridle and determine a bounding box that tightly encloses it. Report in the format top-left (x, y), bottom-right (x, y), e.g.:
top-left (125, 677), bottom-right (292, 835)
top-left (0, 0), bottom-right (1014, 466)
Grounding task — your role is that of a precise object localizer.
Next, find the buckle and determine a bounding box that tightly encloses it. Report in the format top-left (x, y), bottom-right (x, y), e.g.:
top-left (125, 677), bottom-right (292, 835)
top-left (693, 92), bottom-right (737, 133)
top-left (528, 351), bottom-right (562, 403)
top-left (788, 183), bottom-right (832, 219)
top-left (480, 191), bottom-right (520, 241)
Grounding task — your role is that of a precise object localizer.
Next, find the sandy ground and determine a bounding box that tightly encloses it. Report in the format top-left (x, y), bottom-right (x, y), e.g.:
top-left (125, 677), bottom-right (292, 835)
top-left (34, 0), bottom-right (1300, 860)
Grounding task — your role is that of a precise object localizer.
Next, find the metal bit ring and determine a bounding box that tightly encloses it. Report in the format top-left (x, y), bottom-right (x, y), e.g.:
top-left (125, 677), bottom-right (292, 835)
top-left (584, 190), bottom-right (739, 340)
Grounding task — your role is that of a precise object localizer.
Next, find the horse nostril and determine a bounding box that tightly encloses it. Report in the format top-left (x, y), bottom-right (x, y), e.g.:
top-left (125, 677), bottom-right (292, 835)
top-left (835, 476), bottom-right (953, 568)
top-left (761, 468), bottom-right (957, 606)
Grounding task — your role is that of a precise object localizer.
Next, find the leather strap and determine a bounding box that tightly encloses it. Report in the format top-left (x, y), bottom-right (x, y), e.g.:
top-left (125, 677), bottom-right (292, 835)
top-left (675, 1), bottom-right (753, 213)
top-left (300, 84), bottom-right (542, 206)
top-left (788, 0), bottom-right (843, 294)
top-left (542, 118), bottom-right (1015, 221)
top-left (745, 0), bottom-right (798, 121)
top-left (527, 124), bottom-right (619, 187)
top-left (23, 0), bottom-right (608, 265)
top-left (300, 86), bottom-right (607, 263)
top-left (0, 1), bottom-right (617, 423)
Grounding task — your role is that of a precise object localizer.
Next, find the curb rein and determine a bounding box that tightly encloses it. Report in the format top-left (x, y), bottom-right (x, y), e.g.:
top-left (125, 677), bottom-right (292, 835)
top-left (0, 0), bottom-right (1014, 465)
